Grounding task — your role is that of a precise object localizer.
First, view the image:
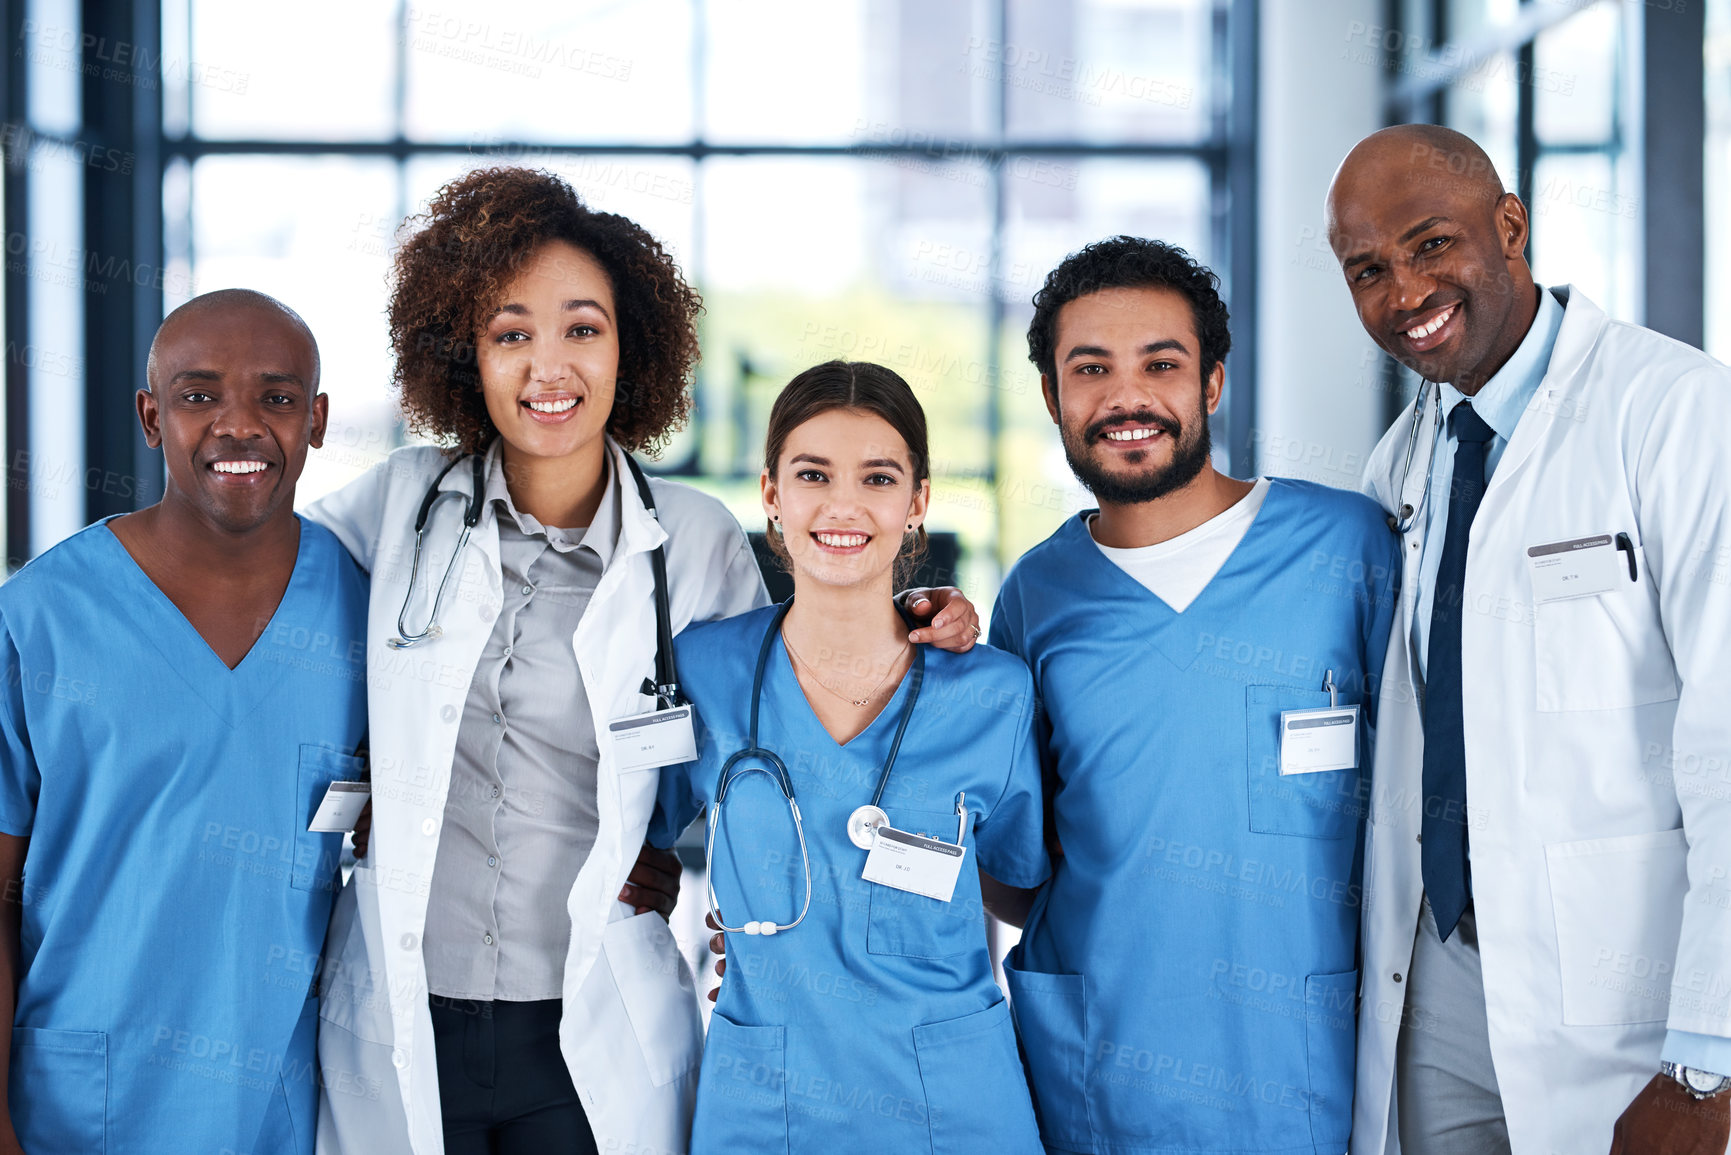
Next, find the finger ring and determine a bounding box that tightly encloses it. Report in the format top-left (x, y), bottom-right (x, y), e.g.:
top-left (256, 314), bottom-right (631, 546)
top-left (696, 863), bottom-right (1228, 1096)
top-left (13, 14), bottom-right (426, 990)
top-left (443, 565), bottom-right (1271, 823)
top-left (970, 625), bottom-right (982, 640)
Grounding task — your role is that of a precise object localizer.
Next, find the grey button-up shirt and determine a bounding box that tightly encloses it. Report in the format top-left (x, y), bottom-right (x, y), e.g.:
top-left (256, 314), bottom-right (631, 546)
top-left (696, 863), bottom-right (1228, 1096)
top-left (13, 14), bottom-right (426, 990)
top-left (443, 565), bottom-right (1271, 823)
top-left (422, 455), bottom-right (620, 1002)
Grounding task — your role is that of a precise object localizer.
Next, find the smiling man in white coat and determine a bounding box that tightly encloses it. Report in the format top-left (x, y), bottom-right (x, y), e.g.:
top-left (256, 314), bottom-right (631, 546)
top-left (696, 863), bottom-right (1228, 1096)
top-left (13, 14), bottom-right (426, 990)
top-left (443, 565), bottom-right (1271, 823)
top-left (1326, 124), bottom-right (1731, 1155)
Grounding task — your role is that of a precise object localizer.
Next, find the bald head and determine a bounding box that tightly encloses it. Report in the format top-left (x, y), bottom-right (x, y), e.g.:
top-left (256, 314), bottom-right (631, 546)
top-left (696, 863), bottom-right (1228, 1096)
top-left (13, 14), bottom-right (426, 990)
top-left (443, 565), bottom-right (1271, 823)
top-left (147, 289), bottom-right (320, 392)
top-left (1326, 124), bottom-right (1505, 232)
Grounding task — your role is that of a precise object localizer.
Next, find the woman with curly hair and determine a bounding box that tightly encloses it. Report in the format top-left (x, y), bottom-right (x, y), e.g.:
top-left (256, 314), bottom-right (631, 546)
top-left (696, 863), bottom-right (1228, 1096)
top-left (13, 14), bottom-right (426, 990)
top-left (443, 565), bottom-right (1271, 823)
top-left (303, 167), bottom-right (980, 1155)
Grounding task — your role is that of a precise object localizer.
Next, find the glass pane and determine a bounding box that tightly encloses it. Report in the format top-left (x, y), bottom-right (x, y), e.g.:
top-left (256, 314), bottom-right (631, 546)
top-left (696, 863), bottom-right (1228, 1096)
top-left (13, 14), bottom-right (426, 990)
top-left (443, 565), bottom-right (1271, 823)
top-left (403, 0), bottom-right (693, 144)
top-left (997, 158), bottom-right (1211, 568)
top-left (26, 148), bottom-right (85, 555)
top-left (189, 156), bottom-right (402, 505)
top-left (1528, 151), bottom-right (1638, 322)
top-left (708, 0), bottom-right (880, 143)
top-left (1443, 0), bottom-right (1519, 43)
top-left (1534, 2), bottom-right (1621, 146)
top-left (23, 0), bottom-right (79, 135)
top-left (1708, 0), bottom-right (1731, 360)
top-left (190, 0), bottom-right (396, 140)
top-left (1399, 0), bottom-right (1433, 45)
top-left (1005, 0), bottom-right (1212, 143)
top-left (695, 156), bottom-right (995, 590)
top-left (1444, 50), bottom-right (1519, 188)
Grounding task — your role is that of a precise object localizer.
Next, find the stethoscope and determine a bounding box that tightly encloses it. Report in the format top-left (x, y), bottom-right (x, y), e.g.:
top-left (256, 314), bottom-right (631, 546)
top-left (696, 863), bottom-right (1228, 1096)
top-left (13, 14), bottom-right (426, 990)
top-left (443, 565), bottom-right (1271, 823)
top-left (706, 598), bottom-right (926, 938)
top-left (388, 453), bottom-right (486, 649)
top-left (386, 446), bottom-right (688, 711)
top-left (1391, 379), bottom-right (1442, 535)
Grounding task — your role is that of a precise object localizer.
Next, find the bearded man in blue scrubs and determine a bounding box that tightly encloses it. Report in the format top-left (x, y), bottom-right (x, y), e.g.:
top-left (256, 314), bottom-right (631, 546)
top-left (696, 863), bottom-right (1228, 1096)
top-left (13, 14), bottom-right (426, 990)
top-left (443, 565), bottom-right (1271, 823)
top-left (0, 290), bottom-right (368, 1154)
top-left (986, 237), bottom-right (1399, 1155)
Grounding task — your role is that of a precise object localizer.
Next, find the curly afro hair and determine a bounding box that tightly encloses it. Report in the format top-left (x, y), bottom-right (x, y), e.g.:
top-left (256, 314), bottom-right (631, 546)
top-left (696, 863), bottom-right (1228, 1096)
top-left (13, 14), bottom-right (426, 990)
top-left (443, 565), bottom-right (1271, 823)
top-left (1027, 235), bottom-right (1231, 392)
top-left (389, 166), bottom-right (702, 455)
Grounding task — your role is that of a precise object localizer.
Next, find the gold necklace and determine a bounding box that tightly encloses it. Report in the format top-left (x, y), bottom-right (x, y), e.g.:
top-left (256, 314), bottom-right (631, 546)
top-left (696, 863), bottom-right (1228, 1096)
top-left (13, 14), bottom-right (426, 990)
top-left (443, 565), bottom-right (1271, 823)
top-left (782, 632), bottom-right (910, 708)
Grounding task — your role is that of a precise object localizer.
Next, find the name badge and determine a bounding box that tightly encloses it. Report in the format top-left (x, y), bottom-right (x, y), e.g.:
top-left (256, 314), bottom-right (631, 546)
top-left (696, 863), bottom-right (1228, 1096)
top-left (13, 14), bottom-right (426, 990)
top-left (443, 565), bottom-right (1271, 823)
top-left (861, 825), bottom-right (966, 902)
top-left (308, 781), bottom-right (371, 832)
top-left (609, 706), bottom-right (698, 772)
top-left (1279, 706), bottom-right (1360, 775)
top-left (1526, 534), bottom-right (1621, 602)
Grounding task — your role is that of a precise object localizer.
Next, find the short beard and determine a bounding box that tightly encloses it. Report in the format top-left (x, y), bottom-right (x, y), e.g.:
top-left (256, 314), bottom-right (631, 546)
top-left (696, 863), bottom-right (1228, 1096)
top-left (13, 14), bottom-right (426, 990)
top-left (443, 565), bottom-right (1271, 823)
top-left (1060, 401), bottom-right (1212, 506)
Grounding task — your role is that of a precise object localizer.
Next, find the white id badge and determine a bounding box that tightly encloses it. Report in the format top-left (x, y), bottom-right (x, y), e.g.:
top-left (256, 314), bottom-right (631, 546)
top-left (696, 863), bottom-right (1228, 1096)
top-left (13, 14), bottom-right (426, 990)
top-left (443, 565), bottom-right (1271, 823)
top-left (861, 826), bottom-right (967, 902)
top-left (308, 781), bottom-right (371, 832)
top-left (608, 706), bottom-right (698, 772)
top-left (1279, 706), bottom-right (1360, 775)
top-left (1526, 534), bottom-right (1621, 602)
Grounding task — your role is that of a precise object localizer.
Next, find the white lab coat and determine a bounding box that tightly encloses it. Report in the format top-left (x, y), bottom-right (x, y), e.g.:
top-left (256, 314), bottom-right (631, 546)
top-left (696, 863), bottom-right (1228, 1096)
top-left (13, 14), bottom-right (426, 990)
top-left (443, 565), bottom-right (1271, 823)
top-left (306, 439), bottom-right (767, 1155)
top-left (1353, 287), bottom-right (1731, 1154)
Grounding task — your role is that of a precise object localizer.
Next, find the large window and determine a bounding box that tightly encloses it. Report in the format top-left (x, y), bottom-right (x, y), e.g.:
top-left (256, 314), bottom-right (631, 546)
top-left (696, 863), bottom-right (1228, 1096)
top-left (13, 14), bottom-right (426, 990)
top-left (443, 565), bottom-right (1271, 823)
top-left (1387, 0), bottom-right (1640, 322)
top-left (156, 0), bottom-right (1250, 590)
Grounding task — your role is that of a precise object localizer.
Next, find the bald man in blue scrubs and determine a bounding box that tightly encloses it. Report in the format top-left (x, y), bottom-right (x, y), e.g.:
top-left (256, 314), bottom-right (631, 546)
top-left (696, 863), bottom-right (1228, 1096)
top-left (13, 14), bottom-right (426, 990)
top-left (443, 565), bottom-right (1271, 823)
top-left (0, 290), bottom-right (368, 1155)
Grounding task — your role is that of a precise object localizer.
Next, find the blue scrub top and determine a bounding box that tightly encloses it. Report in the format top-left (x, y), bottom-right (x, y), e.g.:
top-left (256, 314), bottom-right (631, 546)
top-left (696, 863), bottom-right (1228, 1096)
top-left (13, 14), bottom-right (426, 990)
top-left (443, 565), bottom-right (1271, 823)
top-left (651, 604), bottom-right (1049, 1155)
top-left (0, 518), bottom-right (368, 1155)
top-left (991, 479), bottom-right (1400, 1155)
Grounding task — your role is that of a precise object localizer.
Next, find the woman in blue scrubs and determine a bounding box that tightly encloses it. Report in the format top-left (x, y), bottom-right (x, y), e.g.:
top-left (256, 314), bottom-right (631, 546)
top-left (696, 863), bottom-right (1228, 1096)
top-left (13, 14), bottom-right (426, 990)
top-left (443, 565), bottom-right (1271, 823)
top-left (650, 360), bottom-right (1047, 1154)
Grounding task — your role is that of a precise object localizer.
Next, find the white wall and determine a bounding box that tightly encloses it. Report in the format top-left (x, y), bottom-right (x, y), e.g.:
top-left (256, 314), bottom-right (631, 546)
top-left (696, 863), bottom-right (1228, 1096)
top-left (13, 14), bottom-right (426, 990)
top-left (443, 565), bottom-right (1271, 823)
top-left (1255, 1), bottom-right (1390, 491)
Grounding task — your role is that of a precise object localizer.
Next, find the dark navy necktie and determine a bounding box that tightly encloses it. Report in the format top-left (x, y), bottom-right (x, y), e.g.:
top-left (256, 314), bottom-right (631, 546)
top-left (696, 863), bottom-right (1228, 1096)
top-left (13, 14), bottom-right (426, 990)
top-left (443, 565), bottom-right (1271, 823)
top-left (1422, 402), bottom-right (1496, 942)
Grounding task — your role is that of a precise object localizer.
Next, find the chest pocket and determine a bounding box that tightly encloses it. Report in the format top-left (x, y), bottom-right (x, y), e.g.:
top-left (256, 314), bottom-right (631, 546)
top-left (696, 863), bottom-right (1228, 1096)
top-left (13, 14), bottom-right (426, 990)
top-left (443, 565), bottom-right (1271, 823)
top-left (1245, 685), bottom-right (1362, 840)
top-left (293, 744), bottom-right (366, 892)
top-left (1532, 546), bottom-right (1678, 713)
top-left (866, 808), bottom-right (981, 960)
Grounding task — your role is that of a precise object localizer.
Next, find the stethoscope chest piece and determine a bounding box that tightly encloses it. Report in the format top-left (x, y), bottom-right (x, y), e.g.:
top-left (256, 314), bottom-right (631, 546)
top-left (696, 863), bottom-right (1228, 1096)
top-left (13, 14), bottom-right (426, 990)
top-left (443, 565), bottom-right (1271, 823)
top-left (847, 804), bottom-right (890, 850)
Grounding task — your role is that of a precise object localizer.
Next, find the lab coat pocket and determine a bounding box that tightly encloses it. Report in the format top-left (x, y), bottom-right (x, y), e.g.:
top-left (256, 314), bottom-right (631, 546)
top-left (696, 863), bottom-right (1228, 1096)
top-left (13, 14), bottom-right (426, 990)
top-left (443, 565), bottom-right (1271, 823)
top-left (11, 1026), bottom-right (107, 1154)
top-left (1302, 970), bottom-right (1358, 1153)
top-left (1245, 686), bottom-right (1360, 840)
top-left (695, 1012), bottom-right (789, 1154)
top-left (1546, 828), bottom-right (1688, 1026)
top-left (604, 911), bottom-right (703, 1086)
top-left (294, 744), bottom-right (366, 892)
top-left (866, 809), bottom-right (979, 960)
top-left (914, 998), bottom-right (1043, 1154)
top-left (1001, 955), bottom-right (1093, 1147)
top-left (1531, 564), bottom-right (1678, 713)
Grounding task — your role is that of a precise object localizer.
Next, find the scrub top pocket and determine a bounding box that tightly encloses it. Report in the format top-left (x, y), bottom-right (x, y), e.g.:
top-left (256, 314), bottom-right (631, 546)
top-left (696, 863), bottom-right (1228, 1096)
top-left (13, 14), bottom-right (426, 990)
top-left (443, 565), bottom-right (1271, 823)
top-left (1245, 686), bottom-right (1360, 840)
top-left (913, 998), bottom-right (1043, 1154)
top-left (1001, 954), bottom-right (1093, 1148)
top-left (11, 1027), bottom-right (107, 1153)
top-left (866, 808), bottom-right (978, 960)
top-left (694, 1012), bottom-right (790, 1155)
top-left (293, 744), bottom-right (366, 892)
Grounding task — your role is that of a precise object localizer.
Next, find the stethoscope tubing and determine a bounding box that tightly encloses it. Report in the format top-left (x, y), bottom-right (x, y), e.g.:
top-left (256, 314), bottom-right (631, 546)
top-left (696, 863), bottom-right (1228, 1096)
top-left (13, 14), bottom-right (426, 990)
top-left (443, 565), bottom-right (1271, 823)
top-left (388, 453), bottom-right (486, 650)
top-left (1392, 379), bottom-right (1442, 536)
top-left (706, 599), bottom-right (925, 937)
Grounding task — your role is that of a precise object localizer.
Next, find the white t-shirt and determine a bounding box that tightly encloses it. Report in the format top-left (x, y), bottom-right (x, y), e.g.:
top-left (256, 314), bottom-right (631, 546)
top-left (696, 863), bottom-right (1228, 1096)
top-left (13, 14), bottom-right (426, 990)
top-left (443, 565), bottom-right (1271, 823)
top-left (1089, 478), bottom-right (1271, 612)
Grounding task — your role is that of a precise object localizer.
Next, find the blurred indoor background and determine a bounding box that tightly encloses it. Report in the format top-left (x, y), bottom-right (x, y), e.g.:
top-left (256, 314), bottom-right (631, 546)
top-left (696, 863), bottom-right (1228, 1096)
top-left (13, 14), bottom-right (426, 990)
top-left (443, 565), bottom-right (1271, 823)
top-left (7, 0), bottom-right (1725, 586)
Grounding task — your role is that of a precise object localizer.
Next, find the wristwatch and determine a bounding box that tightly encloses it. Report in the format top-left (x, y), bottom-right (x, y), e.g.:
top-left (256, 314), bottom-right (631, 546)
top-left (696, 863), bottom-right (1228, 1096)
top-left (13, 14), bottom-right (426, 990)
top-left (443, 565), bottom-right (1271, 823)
top-left (1661, 1061), bottom-right (1731, 1099)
